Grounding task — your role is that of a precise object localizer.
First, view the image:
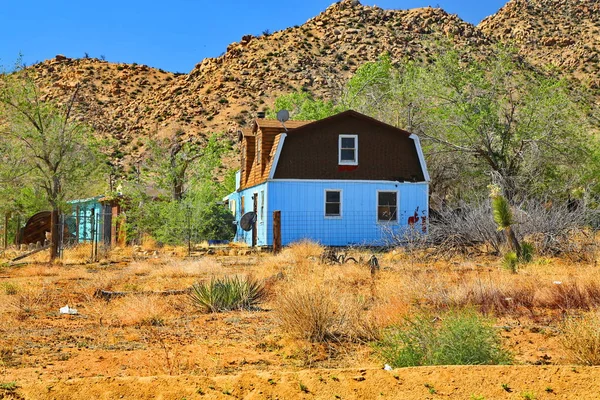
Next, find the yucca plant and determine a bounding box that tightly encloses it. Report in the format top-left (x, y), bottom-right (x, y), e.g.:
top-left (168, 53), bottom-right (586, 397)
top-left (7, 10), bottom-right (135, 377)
top-left (502, 251), bottom-right (518, 273)
top-left (490, 185), bottom-right (522, 258)
top-left (189, 276), bottom-right (266, 313)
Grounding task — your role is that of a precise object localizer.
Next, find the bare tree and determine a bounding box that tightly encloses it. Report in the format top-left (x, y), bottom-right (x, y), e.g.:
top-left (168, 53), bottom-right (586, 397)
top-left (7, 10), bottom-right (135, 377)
top-left (0, 69), bottom-right (106, 259)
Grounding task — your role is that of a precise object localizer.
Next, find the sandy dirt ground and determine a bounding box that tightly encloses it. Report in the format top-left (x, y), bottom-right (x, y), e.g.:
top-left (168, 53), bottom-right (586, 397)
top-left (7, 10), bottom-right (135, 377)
top-left (1, 245), bottom-right (600, 399)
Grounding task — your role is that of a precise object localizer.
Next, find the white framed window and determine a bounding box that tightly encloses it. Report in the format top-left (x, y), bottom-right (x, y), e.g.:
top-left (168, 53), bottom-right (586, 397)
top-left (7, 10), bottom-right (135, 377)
top-left (229, 199), bottom-right (236, 217)
top-left (325, 190), bottom-right (342, 218)
top-left (377, 191), bottom-right (398, 222)
top-left (339, 134), bottom-right (358, 165)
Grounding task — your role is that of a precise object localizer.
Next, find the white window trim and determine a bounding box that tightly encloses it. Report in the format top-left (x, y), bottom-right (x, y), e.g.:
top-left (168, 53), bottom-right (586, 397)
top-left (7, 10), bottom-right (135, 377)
top-left (259, 190), bottom-right (265, 222)
top-left (338, 134), bottom-right (358, 166)
top-left (377, 190), bottom-right (399, 223)
top-left (324, 189), bottom-right (343, 219)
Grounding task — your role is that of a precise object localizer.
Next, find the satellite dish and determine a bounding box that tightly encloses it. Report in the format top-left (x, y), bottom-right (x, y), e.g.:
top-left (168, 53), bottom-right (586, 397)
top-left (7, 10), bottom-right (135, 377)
top-left (240, 212), bottom-right (257, 231)
top-left (276, 109), bottom-right (290, 123)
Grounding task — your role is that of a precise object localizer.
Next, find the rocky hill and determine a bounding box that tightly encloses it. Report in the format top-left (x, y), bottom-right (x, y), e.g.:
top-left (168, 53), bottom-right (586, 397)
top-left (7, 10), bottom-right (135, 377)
top-left (26, 0), bottom-right (492, 168)
top-left (479, 0), bottom-right (600, 89)
top-left (23, 0), bottom-right (600, 171)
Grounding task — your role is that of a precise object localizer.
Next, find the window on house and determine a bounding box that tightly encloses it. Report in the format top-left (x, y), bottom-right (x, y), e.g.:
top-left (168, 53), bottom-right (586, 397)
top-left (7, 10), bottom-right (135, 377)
top-left (325, 190), bottom-right (341, 217)
top-left (378, 191), bottom-right (398, 222)
top-left (241, 196), bottom-right (245, 215)
top-left (229, 199), bottom-right (236, 217)
top-left (339, 134), bottom-right (358, 165)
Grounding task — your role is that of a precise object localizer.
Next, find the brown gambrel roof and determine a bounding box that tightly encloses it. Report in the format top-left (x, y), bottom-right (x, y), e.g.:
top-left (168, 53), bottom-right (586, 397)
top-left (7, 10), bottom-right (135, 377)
top-left (286, 110), bottom-right (412, 137)
top-left (238, 110), bottom-right (426, 190)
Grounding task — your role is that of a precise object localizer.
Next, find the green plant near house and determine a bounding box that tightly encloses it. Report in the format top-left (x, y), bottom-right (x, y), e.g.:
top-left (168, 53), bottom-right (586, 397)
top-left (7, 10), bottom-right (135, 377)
top-left (377, 309), bottom-right (512, 367)
top-left (189, 276), bottom-right (266, 313)
top-left (489, 185), bottom-right (535, 270)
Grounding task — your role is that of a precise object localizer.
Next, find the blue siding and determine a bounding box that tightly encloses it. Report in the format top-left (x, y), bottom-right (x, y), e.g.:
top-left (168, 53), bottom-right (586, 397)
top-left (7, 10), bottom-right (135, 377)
top-left (226, 182), bottom-right (269, 246)
top-left (267, 180), bottom-right (428, 246)
top-left (227, 180), bottom-right (428, 247)
top-left (68, 196), bottom-right (105, 243)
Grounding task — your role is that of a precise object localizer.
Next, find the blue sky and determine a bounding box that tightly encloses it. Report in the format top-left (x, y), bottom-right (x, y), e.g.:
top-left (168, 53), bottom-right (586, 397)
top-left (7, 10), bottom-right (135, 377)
top-left (1, 0), bottom-right (506, 73)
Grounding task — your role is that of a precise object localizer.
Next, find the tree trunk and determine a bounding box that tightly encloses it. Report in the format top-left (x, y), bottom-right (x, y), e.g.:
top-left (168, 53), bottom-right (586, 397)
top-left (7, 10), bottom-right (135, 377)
top-left (505, 226), bottom-right (521, 258)
top-left (50, 208), bottom-right (59, 261)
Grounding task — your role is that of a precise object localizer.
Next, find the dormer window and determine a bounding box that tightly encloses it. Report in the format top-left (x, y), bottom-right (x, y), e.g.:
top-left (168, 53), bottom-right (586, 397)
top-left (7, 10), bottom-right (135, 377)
top-left (339, 134), bottom-right (358, 165)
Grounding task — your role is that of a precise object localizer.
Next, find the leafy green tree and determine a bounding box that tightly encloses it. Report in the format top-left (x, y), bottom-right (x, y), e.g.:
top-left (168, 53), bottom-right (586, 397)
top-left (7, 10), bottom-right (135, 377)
top-left (267, 90), bottom-right (344, 120)
top-left (145, 130), bottom-right (226, 201)
top-left (123, 131), bottom-right (235, 245)
top-left (0, 67), bottom-right (107, 258)
top-left (344, 45), bottom-right (592, 202)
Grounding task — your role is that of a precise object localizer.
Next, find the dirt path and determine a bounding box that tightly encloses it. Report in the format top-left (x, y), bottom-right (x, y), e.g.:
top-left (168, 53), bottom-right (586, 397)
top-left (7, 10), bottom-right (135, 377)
top-left (5, 366), bottom-right (599, 399)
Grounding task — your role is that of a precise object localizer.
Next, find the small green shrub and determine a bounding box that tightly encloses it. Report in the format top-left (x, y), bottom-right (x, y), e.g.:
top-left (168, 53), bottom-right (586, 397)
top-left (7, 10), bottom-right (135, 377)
top-left (189, 276), bottom-right (266, 313)
top-left (503, 251), bottom-right (518, 273)
top-left (0, 382), bottom-right (17, 391)
top-left (1, 283), bottom-right (18, 295)
top-left (377, 309), bottom-right (511, 367)
top-left (520, 241), bottom-right (534, 263)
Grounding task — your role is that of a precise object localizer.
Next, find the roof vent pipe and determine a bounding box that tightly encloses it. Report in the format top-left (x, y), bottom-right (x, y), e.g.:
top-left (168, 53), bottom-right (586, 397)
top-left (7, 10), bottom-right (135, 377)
top-left (256, 111), bottom-right (266, 119)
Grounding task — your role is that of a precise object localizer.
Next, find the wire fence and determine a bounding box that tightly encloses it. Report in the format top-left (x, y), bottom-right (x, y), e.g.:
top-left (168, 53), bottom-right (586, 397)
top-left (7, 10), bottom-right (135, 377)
top-left (57, 207), bottom-right (114, 261)
top-left (277, 211), bottom-right (427, 247)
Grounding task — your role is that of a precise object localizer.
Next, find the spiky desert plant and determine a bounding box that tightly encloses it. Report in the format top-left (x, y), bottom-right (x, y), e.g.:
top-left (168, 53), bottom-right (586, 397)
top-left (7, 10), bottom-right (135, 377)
top-left (502, 251), bottom-right (518, 274)
top-left (189, 276), bottom-right (266, 313)
top-left (490, 185), bottom-right (522, 258)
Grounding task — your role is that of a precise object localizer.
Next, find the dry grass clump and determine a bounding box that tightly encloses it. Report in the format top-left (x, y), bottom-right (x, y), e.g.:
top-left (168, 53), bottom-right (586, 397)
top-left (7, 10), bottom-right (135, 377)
top-left (560, 312), bottom-right (600, 365)
top-left (61, 243), bottom-right (95, 264)
top-left (284, 240), bottom-right (324, 266)
top-left (452, 277), bottom-right (537, 315)
top-left (276, 281), bottom-right (379, 343)
top-left (6, 286), bottom-right (59, 320)
top-left (538, 279), bottom-right (600, 311)
top-left (102, 295), bottom-right (173, 327)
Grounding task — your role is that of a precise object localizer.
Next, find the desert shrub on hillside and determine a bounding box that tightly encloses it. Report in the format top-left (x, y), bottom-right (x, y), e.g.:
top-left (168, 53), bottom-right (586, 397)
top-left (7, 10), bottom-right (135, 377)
top-left (189, 275), bottom-right (266, 313)
top-left (377, 309), bottom-right (511, 367)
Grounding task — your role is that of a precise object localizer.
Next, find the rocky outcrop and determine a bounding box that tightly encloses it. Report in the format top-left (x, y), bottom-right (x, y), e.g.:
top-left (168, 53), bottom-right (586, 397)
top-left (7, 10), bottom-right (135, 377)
top-left (479, 0), bottom-right (600, 89)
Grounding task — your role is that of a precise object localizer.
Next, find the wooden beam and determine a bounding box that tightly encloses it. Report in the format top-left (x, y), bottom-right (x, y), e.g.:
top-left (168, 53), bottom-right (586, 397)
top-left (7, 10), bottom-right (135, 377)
top-left (10, 244), bottom-right (51, 263)
top-left (273, 210), bottom-right (281, 254)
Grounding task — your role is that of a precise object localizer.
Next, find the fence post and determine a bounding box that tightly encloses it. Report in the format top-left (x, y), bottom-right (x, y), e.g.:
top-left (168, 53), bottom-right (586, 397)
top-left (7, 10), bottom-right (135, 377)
top-left (50, 209), bottom-right (59, 260)
top-left (75, 205), bottom-right (80, 244)
top-left (90, 208), bottom-right (96, 261)
top-left (14, 215), bottom-right (20, 246)
top-left (4, 212), bottom-right (9, 249)
top-left (273, 210), bottom-right (281, 254)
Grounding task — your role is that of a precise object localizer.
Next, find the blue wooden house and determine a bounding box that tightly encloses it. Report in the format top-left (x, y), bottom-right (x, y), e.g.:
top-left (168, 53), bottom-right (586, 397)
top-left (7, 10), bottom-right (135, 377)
top-left (67, 194), bottom-right (123, 246)
top-left (224, 110), bottom-right (430, 247)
